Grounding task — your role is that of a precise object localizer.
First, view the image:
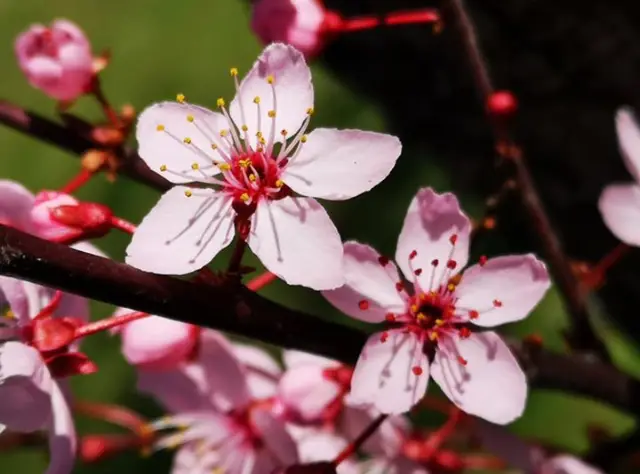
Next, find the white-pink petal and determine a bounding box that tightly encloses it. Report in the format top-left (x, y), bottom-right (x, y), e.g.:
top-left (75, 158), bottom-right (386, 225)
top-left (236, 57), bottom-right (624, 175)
top-left (0, 180), bottom-right (36, 233)
top-left (282, 349), bottom-right (339, 370)
top-left (395, 188), bottom-right (471, 291)
top-left (431, 331), bottom-right (527, 425)
top-left (541, 455), bottom-right (603, 474)
top-left (137, 364), bottom-right (213, 413)
top-left (230, 43), bottom-right (313, 149)
top-left (616, 108), bottom-right (640, 183)
top-left (250, 407), bottom-right (299, 465)
top-left (281, 128), bottom-right (401, 200)
top-left (233, 343), bottom-right (282, 399)
top-left (126, 187), bottom-right (234, 275)
top-left (348, 330), bottom-right (429, 415)
top-left (0, 341), bottom-right (53, 432)
top-left (598, 183), bottom-right (640, 246)
top-left (248, 196), bottom-right (344, 290)
top-left (455, 254), bottom-right (550, 327)
top-left (136, 101), bottom-right (227, 183)
top-left (323, 242), bottom-right (406, 323)
top-left (45, 381), bottom-right (77, 474)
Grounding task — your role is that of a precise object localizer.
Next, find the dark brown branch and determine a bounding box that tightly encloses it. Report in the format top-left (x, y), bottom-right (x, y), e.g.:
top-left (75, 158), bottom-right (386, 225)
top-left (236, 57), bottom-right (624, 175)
top-left (0, 100), bottom-right (171, 192)
top-left (444, 0), bottom-right (610, 361)
top-left (0, 224), bottom-right (639, 415)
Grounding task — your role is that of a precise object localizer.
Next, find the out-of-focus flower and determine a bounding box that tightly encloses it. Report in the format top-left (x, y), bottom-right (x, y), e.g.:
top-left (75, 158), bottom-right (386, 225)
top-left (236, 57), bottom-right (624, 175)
top-left (323, 188), bottom-right (550, 424)
top-left (599, 108), bottom-right (640, 247)
top-left (142, 330), bottom-right (297, 474)
top-left (15, 19), bottom-right (94, 101)
top-left (126, 43), bottom-right (401, 290)
top-left (251, 0), bottom-right (327, 59)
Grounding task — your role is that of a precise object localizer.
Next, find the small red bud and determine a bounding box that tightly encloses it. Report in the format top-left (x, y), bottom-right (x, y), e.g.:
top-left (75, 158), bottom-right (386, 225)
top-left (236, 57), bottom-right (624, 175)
top-left (487, 90), bottom-right (518, 117)
top-left (50, 202), bottom-right (113, 237)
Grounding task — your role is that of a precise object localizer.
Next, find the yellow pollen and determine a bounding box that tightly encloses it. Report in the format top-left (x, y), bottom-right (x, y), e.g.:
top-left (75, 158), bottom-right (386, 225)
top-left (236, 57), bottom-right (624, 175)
top-left (281, 129), bottom-right (288, 136)
top-left (275, 179), bottom-right (284, 188)
top-left (220, 129), bottom-right (228, 137)
top-left (300, 135), bottom-right (308, 143)
top-left (4, 309), bottom-right (15, 320)
top-left (241, 125), bottom-right (248, 132)
top-left (256, 131), bottom-right (263, 138)
top-left (230, 67), bottom-right (238, 76)
top-left (159, 164), bottom-right (167, 172)
top-left (176, 93), bottom-right (186, 103)
top-left (240, 193), bottom-right (250, 202)
top-left (268, 110), bottom-right (276, 118)
top-left (217, 97), bottom-right (226, 108)
top-left (266, 75), bottom-right (275, 84)
top-left (410, 304), bottom-right (419, 313)
top-left (186, 114), bottom-right (194, 122)
top-left (191, 163), bottom-right (199, 170)
top-left (429, 332), bottom-right (439, 341)
top-left (218, 163), bottom-right (231, 171)
top-left (447, 283), bottom-right (456, 292)
top-left (156, 124), bottom-right (165, 131)
top-left (184, 190), bottom-right (193, 197)
top-left (306, 107), bottom-right (314, 115)
top-left (183, 137), bottom-right (192, 144)
top-left (435, 319), bottom-right (444, 326)
top-left (253, 96), bottom-right (261, 104)
top-left (239, 159), bottom-right (250, 168)
top-left (259, 137), bottom-right (266, 145)
top-left (249, 174), bottom-right (256, 182)
top-left (417, 312), bottom-right (427, 321)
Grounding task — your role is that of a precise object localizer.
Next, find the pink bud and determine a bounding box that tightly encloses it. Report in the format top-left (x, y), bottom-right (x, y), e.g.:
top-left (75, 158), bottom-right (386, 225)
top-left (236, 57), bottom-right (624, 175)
top-left (120, 315), bottom-right (199, 370)
top-left (251, 0), bottom-right (328, 59)
top-left (15, 19), bottom-right (94, 101)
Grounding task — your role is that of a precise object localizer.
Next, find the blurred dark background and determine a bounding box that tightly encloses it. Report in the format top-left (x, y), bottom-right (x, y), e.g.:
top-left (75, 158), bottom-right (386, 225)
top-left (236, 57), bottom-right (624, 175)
top-left (0, 0), bottom-right (639, 472)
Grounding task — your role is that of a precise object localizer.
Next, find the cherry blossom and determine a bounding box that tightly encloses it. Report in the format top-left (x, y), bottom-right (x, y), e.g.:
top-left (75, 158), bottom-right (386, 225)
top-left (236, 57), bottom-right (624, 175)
top-left (15, 19), bottom-right (94, 101)
top-left (323, 188), bottom-right (550, 423)
top-left (126, 42), bottom-right (401, 290)
top-left (141, 330), bottom-right (297, 474)
top-left (599, 108), bottom-right (640, 247)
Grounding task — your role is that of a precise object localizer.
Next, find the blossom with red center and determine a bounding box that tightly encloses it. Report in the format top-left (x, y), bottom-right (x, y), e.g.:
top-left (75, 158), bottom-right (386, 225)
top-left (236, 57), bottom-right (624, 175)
top-left (15, 19), bottom-right (94, 101)
top-left (141, 330), bottom-right (296, 474)
top-left (599, 108), bottom-right (640, 247)
top-left (125, 43), bottom-right (401, 290)
top-left (323, 188), bottom-right (551, 423)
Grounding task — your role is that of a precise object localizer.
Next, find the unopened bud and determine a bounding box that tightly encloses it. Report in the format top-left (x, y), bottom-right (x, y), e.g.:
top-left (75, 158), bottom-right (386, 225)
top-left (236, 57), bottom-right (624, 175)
top-left (487, 90), bottom-right (518, 118)
top-left (50, 202), bottom-right (113, 237)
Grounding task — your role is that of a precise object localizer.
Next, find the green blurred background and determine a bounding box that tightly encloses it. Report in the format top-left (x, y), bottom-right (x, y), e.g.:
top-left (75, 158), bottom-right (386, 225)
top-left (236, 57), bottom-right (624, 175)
top-left (0, 1), bottom-right (638, 472)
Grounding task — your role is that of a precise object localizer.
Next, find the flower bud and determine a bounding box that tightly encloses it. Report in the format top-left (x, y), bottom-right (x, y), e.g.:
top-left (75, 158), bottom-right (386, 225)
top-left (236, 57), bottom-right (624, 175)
top-left (251, 0), bottom-right (327, 59)
top-left (15, 19), bottom-right (94, 101)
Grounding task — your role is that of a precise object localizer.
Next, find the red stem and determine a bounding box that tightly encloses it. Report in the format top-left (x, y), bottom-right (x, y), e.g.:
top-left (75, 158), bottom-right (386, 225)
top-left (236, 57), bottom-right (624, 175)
top-left (73, 400), bottom-right (149, 434)
top-left (247, 271), bottom-right (277, 291)
top-left (591, 243), bottom-right (630, 279)
top-left (60, 169), bottom-right (94, 194)
top-left (109, 216), bottom-right (137, 234)
top-left (332, 414), bottom-right (387, 466)
top-left (74, 311), bottom-right (149, 339)
top-left (91, 80), bottom-right (121, 129)
top-left (335, 9), bottom-right (440, 33)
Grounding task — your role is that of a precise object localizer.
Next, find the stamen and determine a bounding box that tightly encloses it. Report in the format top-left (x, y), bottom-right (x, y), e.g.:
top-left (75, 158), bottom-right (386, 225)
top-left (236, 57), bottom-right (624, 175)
top-left (159, 165), bottom-right (167, 172)
top-left (380, 331), bottom-right (389, 343)
top-left (358, 300), bottom-right (369, 310)
top-left (449, 234), bottom-right (458, 245)
top-left (493, 299), bottom-right (503, 308)
top-left (217, 98), bottom-right (244, 154)
top-left (266, 77), bottom-right (278, 154)
top-left (184, 190), bottom-right (193, 197)
top-left (412, 366), bottom-right (423, 376)
top-left (176, 93), bottom-right (186, 103)
top-left (156, 124), bottom-right (165, 131)
top-left (468, 310), bottom-right (479, 319)
top-left (479, 255), bottom-right (488, 266)
top-left (378, 256), bottom-right (390, 266)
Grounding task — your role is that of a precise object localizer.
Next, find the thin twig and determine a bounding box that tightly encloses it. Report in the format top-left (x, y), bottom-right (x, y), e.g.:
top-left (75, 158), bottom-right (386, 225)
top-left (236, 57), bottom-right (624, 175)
top-left (445, 0), bottom-right (611, 361)
top-left (0, 224), bottom-right (638, 415)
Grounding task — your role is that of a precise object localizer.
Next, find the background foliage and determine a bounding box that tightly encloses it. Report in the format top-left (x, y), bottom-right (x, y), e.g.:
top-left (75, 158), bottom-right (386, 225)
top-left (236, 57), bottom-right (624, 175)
top-left (0, 1), bottom-right (637, 472)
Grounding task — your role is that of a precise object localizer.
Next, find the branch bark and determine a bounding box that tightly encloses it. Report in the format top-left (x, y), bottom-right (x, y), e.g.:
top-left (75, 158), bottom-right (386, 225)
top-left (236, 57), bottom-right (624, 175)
top-left (0, 224), bottom-right (638, 415)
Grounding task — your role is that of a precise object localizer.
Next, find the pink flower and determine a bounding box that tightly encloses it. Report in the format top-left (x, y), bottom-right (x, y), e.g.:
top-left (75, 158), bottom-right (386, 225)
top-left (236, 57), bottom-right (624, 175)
top-left (599, 108), bottom-right (640, 246)
top-left (0, 279), bottom-right (83, 474)
top-left (143, 331), bottom-right (298, 474)
top-left (126, 43), bottom-right (401, 290)
top-left (15, 19), bottom-right (94, 101)
top-left (112, 308), bottom-right (199, 370)
top-left (323, 188), bottom-right (551, 423)
top-left (251, 0), bottom-right (328, 58)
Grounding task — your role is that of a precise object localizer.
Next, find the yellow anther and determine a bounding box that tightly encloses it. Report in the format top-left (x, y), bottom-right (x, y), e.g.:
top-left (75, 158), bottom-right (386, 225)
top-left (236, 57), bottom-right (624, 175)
top-left (429, 332), bottom-right (439, 341)
top-left (159, 164), bottom-right (167, 172)
top-left (176, 93), bottom-right (186, 103)
top-left (240, 193), bottom-right (250, 202)
top-left (268, 110), bottom-right (276, 118)
top-left (220, 129), bottom-right (228, 137)
top-left (4, 309), bottom-right (15, 320)
top-left (410, 304), bottom-right (418, 313)
top-left (156, 124), bottom-right (165, 131)
top-left (191, 162), bottom-right (199, 170)
top-left (256, 131), bottom-right (263, 139)
top-left (249, 174), bottom-right (256, 182)
top-left (435, 319), bottom-right (444, 326)
top-left (183, 137), bottom-right (192, 144)
top-left (187, 115), bottom-right (194, 122)
top-left (417, 312), bottom-right (427, 321)
top-left (306, 107), bottom-right (314, 115)
top-left (211, 468), bottom-right (224, 474)
top-left (275, 179), bottom-right (284, 188)
top-left (218, 163), bottom-right (231, 171)
top-left (230, 67), bottom-right (238, 76)
top-left (281, 129), bottom-right (288, 137)
top-left (217, 97), bottom-right (226, 108)
top-left (300, 135), bottom-right (308, 143)
top-left (241, 125), bottom-right (248, 132)
top-left (239, 159), bottom-right (250, 168)
top-left (266, 75), bottom-right (275, 84)
top-left (259, 137), bottom-right (266, 145)
top-left (447, 283), bottom-right (456, 292)
top-left (253, 96), bottom-right (261, 104)
top-left (184, 190), bottom-right (193, 197)
top-left (211, 144), bottom-right (218, 150)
